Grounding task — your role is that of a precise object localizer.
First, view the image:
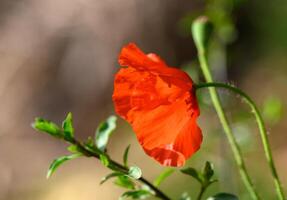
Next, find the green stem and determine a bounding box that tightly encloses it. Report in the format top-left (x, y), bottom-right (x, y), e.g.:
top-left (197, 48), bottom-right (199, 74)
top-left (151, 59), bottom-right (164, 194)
top-left (196, 82), bottom-right (285, 200)
top-left (196, 50), bottom-right (260, 200)
top-left (196, 185), bottom-right (206, 200)
top-left (69, 138), bottom-right (172, 200)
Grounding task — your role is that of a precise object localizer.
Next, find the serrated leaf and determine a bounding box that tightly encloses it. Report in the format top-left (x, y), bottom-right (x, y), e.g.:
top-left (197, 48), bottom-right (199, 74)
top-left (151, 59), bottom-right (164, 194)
top-left (181, 167), bottom-right (203, 183)
top-left (32, 118), bottom-right (62, 138)
top-left (123, 145), bottom-right (131, 167)
top-left (46, 154), bottom-right (81, 179)
top-left (95, 115), bottom-right (117, 152)
top-left (128, 166), bottom-right (142, 179)
top-left (153, 168), bottom-right (175, 187)
top-left (62, 112), bottom-right (74, 141)
top-left (207, 193), bottom-right (238, 200)
top-left (120, 190), bottom-right (151, 200)
top-left (100, 172), bottom-right (124, 185)
top-left (115, 175), bottom-right (135, 189)
top-left (99, 154), bottom-right (110, 167)
top-left (203, 161), bottom-right (214, 181)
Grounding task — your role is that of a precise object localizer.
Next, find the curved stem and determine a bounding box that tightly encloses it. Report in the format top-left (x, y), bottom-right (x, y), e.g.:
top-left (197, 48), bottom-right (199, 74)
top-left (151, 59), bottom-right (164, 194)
top-left (70, 139), bottom-right (172, 200)
top-left (196, 50), bottom-right (260, 200)
top-left (196, 82), bottom-right (285, 200)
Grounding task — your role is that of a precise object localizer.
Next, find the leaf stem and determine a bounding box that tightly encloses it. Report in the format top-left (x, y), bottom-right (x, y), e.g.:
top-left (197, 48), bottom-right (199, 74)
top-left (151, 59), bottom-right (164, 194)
top-left (69, 138), bottom-right (172, 200)
top-left (196, 185), bottom-right (205, 200)
top-left (196, 82), bottom-right (285, 200)
top-left (196, 50), bottom-right (260, 200)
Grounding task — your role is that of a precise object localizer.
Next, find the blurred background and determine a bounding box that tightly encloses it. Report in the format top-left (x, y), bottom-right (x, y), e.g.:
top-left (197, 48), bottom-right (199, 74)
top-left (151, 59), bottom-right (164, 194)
top-left (0, 0), bottom-right (287, 199)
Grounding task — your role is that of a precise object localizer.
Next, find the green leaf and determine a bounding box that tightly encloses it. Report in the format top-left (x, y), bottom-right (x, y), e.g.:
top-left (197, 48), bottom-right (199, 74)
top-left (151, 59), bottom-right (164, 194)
top-left (83, 137), bottom-right (103, 155)
top-left (115, 175), bottom-right (135, 189)
top-left (207, 193), bottom-right (238, 200)
top-left (95, 115), bottom-right (117, 152)
top-left (100, 172), bottom-right (124, 185)
top-left (120, 190), bottom-right (151, 199)
top-left (99, 154), bottom-right (110, 167)
top-left (123, 145), bottom-right (131, 167)
top-left (181, 167), bottom-right (203, 183)
top-left (128, 166), bottom-right (142, 179)
top-left (85, 136), bottom-right (94, 147)
top-left (62, 112), bottom-right (74, 141)
top-left (153, 168), bottom-right (175, 187)
top-left (32, 118), bottom-right (62, 138)
top-left (203, 161), bottom-right (214, 181)
top-left (180, 192), bottom-right (191, 200)
top-left (67, 145), bottom-right (79, 153)
top-left (47, 154), bottom-right (81, 179)
top-left (140, 184), bottom-right (154, 194)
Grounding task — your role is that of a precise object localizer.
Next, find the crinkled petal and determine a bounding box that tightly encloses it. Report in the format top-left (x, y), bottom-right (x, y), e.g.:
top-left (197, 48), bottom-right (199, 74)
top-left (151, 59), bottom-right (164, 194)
top-left (113, 67), bottom-right (190, 122)
top-left (113, 43), bottom-right (202, 167)
top-left (119, 43), bottom-right (194, 90)
top-left (131, 92), bottom-right (202, 166)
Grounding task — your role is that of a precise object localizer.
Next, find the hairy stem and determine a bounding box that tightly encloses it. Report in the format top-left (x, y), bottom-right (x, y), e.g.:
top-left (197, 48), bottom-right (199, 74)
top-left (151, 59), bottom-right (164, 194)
top-left (196, 50), bottom-right (260, 200)
top-left (196, 82), bottom-right (285, 200)
top-left (69, 138), bottom-right (172, 200)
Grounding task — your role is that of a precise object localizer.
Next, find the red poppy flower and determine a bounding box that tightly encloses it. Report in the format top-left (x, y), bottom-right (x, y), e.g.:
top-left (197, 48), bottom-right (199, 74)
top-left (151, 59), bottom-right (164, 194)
top-left (112, 43), bottom-right (202, 167)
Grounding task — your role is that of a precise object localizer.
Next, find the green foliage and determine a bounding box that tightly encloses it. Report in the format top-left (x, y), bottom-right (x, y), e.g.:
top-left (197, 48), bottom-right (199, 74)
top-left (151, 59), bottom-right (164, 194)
top-left (204, 0), bottom-right (239, 44)
top-left (153, 168), bottom-right (175, 187)
top-left (62, 112), bottom-right (74, 141)
top-left (32, 113), bottom-right (167, 199)
top-left (263, 96), bottom-right (283, 125)
top-left (180, 192), bottom-right (191, 200)
top-left (181, 167), bottom-right (203, 183)
top-left (100, 172), bottom-right (124, 185)
top-left (46, 154), bottom-right (82, 179)
top-left (203, 161), bottom-right (214, 182)
top-left (95, 115), bottom-right (117, 152)
top-left (128, 166), bottom-right (142, 180)
top-left (181, 161), bottom-right (216, 185)
top-left (181, 161), bottom-right (218, 199)
top-left (123, 145), bottom-right (131, 167)
top-left (207, 193), bottom-right (238, 200)
top-left (32, 118), bottom-right (62, 138)
top-left (67, 144), bottom-right (79, 153)
top-left (84, 136), bottom-right (94, 147)
top-left (99, 154), bottom-right (110, 167)
top-left (83, 136), bottom-right (102, 155)
top-left (115, 175), bottom-right (135, 190)
top-left (120, 190), bottom-right (151, 199)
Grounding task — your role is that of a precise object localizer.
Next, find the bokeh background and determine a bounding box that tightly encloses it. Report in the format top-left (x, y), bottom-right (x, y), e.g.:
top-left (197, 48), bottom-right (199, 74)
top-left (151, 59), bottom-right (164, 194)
top-left (0, 0), bottom-right (287, 199)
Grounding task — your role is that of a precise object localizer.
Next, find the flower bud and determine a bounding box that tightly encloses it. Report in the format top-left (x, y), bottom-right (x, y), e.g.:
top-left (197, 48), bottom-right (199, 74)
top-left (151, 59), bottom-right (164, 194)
top-left (192, 16), bottom-right (213, 53)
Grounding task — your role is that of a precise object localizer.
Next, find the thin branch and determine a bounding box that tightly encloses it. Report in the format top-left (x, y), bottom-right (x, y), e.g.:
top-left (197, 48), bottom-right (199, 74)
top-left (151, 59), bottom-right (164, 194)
top-left (69, 138), bottom-right (172, 200)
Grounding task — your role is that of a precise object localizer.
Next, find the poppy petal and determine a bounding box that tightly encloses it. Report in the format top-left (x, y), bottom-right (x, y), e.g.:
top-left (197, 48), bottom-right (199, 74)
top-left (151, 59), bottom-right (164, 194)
top-left (147, 53), bottom-right (167, 65)
top-left (130, 92), bottom-right (202, 166)
top-left (113, 67), bottom-right (191, 122)
top-left (119, 43), bottom-right (162, 71)
top-left (119, 43), bottom-right (193, 89)
top-left (113, 43), bottom-right (202, 167)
